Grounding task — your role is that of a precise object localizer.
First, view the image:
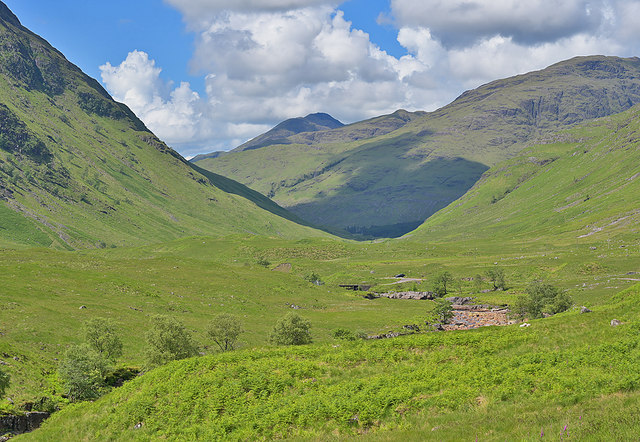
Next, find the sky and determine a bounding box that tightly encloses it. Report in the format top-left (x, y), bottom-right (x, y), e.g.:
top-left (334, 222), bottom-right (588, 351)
top-left (6, 1), bottom-right (640, 157)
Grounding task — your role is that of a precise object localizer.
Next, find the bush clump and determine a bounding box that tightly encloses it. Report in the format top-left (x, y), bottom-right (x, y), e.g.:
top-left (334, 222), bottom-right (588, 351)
top-left (84, 318), bottom-right (123, 361)
top-left (514, 282), bottom-right (573, 319)
top-left (58, 344), bottom-right (111, 401)
top-left (144, 315), bottom-right (199, 368)
top-left (269, 312), bottom-right (312, 345)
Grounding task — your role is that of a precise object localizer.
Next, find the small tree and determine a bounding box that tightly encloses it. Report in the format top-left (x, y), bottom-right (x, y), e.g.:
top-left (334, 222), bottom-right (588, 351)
top-left (58, 344), bottom-right (111, 401)
top-left (0, 368), bottom-right (9, 398)
top-left (207, 313), bottom-right (243, 352)
top-left (485, 267), bottom-right (506, 291)
top-left (432, 298), bottom-right (454, 324)
top-left (473, 274), bottom-right (484, 293)
top-left (433, 271), bottom-right (454, 296)
top-left (269, 312), bottom-right (312, 345)
top-left (515, 282), bottom-right (572, 319)
top-left (84, 318), bottom-right (123, 361)
top-left (144, 315), bottom-right (199, 368)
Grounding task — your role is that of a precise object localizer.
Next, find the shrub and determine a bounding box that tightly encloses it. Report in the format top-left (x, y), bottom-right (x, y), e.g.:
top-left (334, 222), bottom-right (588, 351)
top-left (432, 271), bottom-right (454, 296)
top-left (485, 267), bottom-right (506, 291)
top-left (269, 312), bottom-right (312, 345)
top-left (84, 318), bottom-right (123, 361)
top-left (432, 298), bottom-right (454, 324)
top-left (515, 282), bottom-right (573, 319)
top-left (0, 368), bottom-right (9, 398)
top-left (207, 313), bottom-right (243, 352)
top-left (304, 272), bottom-right (323, 285)
top-left (58, 344), bottom-right (111, 401)
top-left (473, 274), bottom-right (484, 293)
top-left (144, 315), bottom-right (199, 368)
top-left (332, 328), bottom-right (357, 341)
top-left (256, 257), bottom-right (271, 267)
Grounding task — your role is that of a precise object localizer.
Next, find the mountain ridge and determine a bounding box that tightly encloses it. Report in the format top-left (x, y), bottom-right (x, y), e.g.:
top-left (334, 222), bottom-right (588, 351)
top-left (196, 55), bottom-right (640, 237)
top-left (0, 2), bottom-right (330, 249)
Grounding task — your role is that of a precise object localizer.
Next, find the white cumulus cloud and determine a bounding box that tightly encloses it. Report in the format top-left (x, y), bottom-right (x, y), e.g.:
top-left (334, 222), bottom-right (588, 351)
top-left (98, 1), bottom-right (640, 156)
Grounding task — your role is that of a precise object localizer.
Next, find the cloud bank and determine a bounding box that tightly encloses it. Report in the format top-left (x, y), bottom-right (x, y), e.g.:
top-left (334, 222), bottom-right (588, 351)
top-left (100, 0), bottom-right (639, 156)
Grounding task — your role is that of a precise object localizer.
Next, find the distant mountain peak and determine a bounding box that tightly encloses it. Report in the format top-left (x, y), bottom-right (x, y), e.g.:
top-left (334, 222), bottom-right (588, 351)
top-left (232, 113), bottom-right (344, 152)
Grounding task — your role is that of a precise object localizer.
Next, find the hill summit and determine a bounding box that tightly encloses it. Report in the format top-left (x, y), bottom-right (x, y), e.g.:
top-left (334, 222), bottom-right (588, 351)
top-left (234, 112), bottom-right (344, 152)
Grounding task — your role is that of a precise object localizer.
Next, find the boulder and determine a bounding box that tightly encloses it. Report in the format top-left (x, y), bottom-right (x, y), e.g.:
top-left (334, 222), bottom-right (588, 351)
top-left (611, 319), bottom-right (622, 327)
top-left (580, 306), bottom-right (592, 313)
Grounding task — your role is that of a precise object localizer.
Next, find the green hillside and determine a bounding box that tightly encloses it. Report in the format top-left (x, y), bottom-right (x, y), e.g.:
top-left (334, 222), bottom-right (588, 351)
top-left (0, 3), bottom-right (328, 249)
top-left (411, 103), bottom-right (640, 244)
top-left (197, 56), bottom-right (640, 237)
top-left (17, 246), bottom-right (640, 440)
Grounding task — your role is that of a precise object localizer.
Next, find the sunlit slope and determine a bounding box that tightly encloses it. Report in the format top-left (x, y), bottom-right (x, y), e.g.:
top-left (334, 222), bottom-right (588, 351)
top-left (0, 2), bottom-right (328, 249)
top-left (24, 282), bottom-right (640, 440)
top-left (198, 56), bottom-right (640, 237)
top-left (411, 104), bottom-right (640, 243)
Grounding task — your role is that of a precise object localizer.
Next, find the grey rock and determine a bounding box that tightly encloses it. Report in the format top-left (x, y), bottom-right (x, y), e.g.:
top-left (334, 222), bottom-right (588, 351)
top-left (0, 411), bottom-right (50, 435)
top-left (611, 319), bottom-right (622, 327)
top-left (445, 296), bottom-right (474, 305)
top-left (580, 306), bottom-right (592, 313)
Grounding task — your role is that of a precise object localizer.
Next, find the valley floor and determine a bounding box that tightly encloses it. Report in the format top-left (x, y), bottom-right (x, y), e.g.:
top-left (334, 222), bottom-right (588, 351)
top-left (0, 231), bottom-right (638, 439)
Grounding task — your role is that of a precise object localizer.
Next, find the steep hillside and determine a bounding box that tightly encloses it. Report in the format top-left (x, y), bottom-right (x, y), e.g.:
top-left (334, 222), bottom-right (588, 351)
top-left (198, 56), bottom-right (640, 237)
top-left (411, 104), bottom-right (640, 243)
top-left (0, 2), bottom-right (329, 249)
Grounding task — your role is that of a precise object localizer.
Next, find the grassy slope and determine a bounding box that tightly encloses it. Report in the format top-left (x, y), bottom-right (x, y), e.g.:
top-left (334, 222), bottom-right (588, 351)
top-left (411, 104), bottom-right (640, 245)
top-left (12, 104), bottom-right (640, 441)
top-left (21, 280), bottom-right (640, 440)
top-left (197, 56), bottom-right (640, 236)
top-left (0, 6), bottom-right (328, 249)
top-left (2, 225), bottom-right (639, 437)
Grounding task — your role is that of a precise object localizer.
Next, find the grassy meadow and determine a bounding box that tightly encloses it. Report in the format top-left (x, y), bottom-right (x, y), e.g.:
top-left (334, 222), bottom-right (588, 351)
top-left (0, 227), bottom-right (638, 439)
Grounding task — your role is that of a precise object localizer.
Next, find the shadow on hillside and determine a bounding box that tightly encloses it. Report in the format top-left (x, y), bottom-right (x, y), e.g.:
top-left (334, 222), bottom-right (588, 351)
top-left (285, 151), bottom-right (489, 239)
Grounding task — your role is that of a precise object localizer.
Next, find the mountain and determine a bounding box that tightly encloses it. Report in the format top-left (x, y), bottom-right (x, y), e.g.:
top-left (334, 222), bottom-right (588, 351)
top-left (228, 112), bottom-right (344, 153)
top-left (196, 56), bottom-right (640, 238)
top-left (0, 2), bottom-right (329, 249)
top-left (408, 103), bottom-right (640, 244)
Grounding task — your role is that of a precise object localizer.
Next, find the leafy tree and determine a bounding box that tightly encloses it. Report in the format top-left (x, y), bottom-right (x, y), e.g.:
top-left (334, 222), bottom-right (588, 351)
top-left (207, 313), bottom-right (243, 352)
top-left (485, 267), bottom-right (506, 291)
top-left (433, 271), bottom-right (454, 296)
top-left (84, 318), bottom-right (123, 361)
top-left (473, 274), bottom-right (484, 293)
top-left (144, 315), bottom-right (199, 368)
top-left (0, 368), bottom-right (9, 398)
top-left (432, 298), bottom-right (454, 324)
top-left (514, 282), bottom-right (573, 319)
top-left (269, 312), bottom-right (312, 345)
top-left (58, 344), bottom-right (111, 401)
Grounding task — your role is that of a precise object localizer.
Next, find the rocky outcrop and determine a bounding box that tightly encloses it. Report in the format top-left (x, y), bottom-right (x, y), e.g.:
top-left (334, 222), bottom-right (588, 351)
top-left (445, 296), bottom-right (474, 305)
top-left (378, 291), bottom-right (435, 300)
top-left (0, 411), bottom-right (50, 435)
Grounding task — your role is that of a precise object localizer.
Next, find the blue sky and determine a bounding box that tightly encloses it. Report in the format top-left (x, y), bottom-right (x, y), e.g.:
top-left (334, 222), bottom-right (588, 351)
top-left (5, 1), bottom-right (639, 156)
